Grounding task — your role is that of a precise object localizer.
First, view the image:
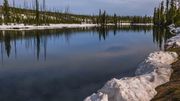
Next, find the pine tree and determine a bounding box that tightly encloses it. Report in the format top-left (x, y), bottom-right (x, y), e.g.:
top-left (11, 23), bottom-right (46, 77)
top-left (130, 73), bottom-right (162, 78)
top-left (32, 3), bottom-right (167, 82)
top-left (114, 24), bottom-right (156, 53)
top-left (157, 7), bottom-right (161, 25)
top-left (3, 0), bottom-right (10, 25)
top-left (35, 0), bottom-right (39, 25)
top-left (166, 0), bottom-right (170, 24)
top-left (169, 0), bottom-right (176, 24)
top-left (0, 15), bottom-right (2, 25)
top-left (113, 13), bottom-right (117, 26)
top-left (43, 0), bottom-right (47, 25)
top-left (174, 8), bottom-right (180, 25)
top-left (153, 8), bottom-right (157, 25)
top-left (160, 1), bottom-right (165, 25)
top-left (153, 0), bottom-right (180, 26)
top-left (98, 9), bottom-right (101, 25)
top-left (101, 10), bottom-right (106, 26)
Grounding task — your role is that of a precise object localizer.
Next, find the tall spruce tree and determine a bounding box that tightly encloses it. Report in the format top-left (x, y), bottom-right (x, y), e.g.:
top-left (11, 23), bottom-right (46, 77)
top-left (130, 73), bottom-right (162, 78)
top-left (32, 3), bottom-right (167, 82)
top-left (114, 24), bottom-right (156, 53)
top-left (43, 0), bottom-right (47, 25)
top-left (174, 9), bottom-right (180, 25)
top-left (113, 13), bottom-right (117, 26)
top-left (166, 0), bottom-right (170, 24)
top-left (160, 1), bottom-right (165, 25)
top-left (153, 0), bottom-right (180, 26)
top-left (153, 8), bottom-right (157, 24)
top-left (3, 0), bottom-right (10, 25)
top-left (169, 0), bottom-right (176, 24)
top-left (35, 0), bottom-right (39, 25)
top-left (98, 9), bottom-right (102, 25)
top-left (101, 10), bottom-right (106, 26)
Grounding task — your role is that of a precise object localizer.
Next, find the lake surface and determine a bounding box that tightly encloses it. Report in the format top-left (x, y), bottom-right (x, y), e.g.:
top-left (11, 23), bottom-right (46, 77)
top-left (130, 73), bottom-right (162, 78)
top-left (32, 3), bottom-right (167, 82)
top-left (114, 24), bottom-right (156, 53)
top-left (0, 26), bottom-right (172, 101)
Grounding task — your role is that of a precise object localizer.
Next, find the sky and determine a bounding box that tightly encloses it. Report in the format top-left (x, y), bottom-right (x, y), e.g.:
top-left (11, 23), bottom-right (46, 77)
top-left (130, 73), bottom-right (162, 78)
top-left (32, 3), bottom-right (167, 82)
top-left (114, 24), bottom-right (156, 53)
top-left (0, 0), bottom-right (163, 16)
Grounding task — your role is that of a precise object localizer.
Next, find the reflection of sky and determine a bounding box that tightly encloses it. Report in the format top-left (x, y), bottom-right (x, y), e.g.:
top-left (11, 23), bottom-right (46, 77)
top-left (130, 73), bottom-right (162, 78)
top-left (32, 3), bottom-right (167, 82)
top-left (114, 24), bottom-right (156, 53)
top-left (0, 0), bottom-right (163, 16)
top-left (0, 29), bottom-right (160, 101)
top-left (0, 30), bottom-right (158, 71)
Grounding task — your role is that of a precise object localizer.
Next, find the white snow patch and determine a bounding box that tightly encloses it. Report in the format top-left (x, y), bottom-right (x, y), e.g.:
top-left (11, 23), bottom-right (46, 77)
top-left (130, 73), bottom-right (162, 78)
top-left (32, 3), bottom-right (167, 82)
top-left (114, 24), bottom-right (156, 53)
top-left (85, 92), bottom-right (108, 101)
top-left (165, 34), bottom-right (180, 49)
top-left (0, 24), bottom-right (98, 31)
top-left (0, 23), bottom-right (153, 31)
top-left (84, 51), bottom-right (178, 101)
top-left (168, 24), bottom-right (180, 34)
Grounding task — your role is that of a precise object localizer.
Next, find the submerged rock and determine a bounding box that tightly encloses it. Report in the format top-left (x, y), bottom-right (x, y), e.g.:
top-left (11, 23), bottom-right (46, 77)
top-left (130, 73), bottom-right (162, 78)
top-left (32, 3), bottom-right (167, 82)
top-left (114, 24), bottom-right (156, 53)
top-left (84, 51), bottom-right (178, 101)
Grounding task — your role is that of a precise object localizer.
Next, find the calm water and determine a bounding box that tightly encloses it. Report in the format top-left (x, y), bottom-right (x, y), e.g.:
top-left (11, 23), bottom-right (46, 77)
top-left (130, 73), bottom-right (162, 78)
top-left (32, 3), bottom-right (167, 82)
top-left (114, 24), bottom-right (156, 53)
top-left (0, 26), bottom-right (171, 101)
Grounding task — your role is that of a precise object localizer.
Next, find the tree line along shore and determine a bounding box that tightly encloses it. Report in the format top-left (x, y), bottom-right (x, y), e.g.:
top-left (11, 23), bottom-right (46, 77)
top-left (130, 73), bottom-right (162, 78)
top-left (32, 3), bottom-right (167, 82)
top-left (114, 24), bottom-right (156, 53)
top-left (0, 0), bottom-right (179, 27)
top-left (153, 0), bottom-right (180, 26)
top-left (0, 0), bottom-right (152, 26)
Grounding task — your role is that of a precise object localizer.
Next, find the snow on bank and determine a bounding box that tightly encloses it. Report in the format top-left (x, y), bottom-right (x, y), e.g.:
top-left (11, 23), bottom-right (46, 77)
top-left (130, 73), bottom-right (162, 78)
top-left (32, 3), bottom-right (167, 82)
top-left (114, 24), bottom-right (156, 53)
top-left (131, 23), bottom-right (153, 26)
top-left (165, 34), bottom-right (180, 49)
top-left (84, 51), bottom-right (178, 101)
top-left (0, 24), bottom-right (98, 31)
top-left (168, 24), bottom-right (180, 34)
top-left (107, 23), bottom-right (153, 26)
top-left (0, 23), bottom-right (153, 31)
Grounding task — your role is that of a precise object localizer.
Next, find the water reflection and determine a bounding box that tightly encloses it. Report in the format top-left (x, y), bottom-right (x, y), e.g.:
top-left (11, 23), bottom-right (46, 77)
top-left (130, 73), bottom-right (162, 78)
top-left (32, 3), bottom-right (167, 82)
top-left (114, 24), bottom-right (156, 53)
top-left (0, 26), bottom-right (161, 60)
top-left (0, 26), bottom-right (172, 101)
top-left (152, 27), bottom-right (173, 50)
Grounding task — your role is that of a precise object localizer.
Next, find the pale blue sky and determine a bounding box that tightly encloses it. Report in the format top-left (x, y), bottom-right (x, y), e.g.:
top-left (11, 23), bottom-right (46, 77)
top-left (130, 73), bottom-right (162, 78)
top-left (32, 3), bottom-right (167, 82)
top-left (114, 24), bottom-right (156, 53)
top-left (0, 0), bottom-right (163, 16)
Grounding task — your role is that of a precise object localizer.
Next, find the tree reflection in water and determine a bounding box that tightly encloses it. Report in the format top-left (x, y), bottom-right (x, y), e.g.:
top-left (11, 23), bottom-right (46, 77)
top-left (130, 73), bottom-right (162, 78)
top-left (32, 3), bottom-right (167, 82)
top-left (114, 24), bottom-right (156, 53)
top-left (0, 25), bottom-right (173, 101)
top-left (0, 26), bottom-right (172, 63)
